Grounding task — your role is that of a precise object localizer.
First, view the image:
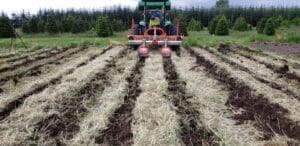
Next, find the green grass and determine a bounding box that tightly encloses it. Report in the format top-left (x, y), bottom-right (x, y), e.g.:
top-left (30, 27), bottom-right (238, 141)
top-left (0, 30), bottom-right (128, 55)
top-left (183, 26), bottom-right (300, 47)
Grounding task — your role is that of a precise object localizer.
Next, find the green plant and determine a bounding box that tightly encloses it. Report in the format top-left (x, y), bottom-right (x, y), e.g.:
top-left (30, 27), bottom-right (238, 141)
top-left (188, 18), bottom-right (203, 31)
top-left (96, 16), bottom-right (113, 37)
top-left (264, 18), bottom-right (275, 36)
top-left (45, 16), bottom-right (59, 34)
top-left (0, 16), bottom-right (14, 38)
top-left (208, 16), bottom-right (222, 35)
top-left (215, 16), bottom-right (229, 36)
top-left (256, 18), bottom-right (267, 34)
top-left (233, 16), bottom-right (248, 31)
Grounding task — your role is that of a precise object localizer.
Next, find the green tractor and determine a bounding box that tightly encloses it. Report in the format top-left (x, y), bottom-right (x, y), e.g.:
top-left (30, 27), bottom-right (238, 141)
top-left (127, 0), bottom-right (184, 58)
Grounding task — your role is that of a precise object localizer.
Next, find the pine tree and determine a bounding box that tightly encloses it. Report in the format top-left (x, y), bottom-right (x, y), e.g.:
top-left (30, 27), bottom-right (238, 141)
top-left (208, 15), bottom-right (222, 35)
top-left (28, 17), bottom-right (38, 33)
top-left (96, 16), bottom-right (110, 37)
top-left (71, 18), bottom-right (86, 33)
top-left (112, 20), bottom-right (126, 32)
top-left (45, 16), bottom-right (58, 34)
top-left (177, 16), bottom-right (188, 36)
top-left (103, 17), bottom-right (113, 36)
top-left (37, 20), bottom-right (45, 32)
top-left (62, 16), bottom-right (75, 32)
top-left (22, 20), bottom-right (31, 33)
top-left (71, 19), bottom-right (81, 34)
top-left (257, 18), bottom-right (267, 34)
top-left (215, 16), bottom-right (229, 36)
top-left (233, 16), bottom-right (248, 31)
top-left (188, 18), bottom-right (203, 31)
top-left (264, 18), bottom-right (275, 36)
top-left (0, 16), bottom-right (14, 38)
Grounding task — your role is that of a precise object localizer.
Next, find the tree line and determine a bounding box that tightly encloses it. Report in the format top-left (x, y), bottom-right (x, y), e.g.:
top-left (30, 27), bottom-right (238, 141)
top-left (1, 6), bottom-right (300, 37)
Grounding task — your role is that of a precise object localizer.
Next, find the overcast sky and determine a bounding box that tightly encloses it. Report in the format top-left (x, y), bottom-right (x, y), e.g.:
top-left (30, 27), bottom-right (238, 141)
top-left (1, 0), bottom-right (299, 15)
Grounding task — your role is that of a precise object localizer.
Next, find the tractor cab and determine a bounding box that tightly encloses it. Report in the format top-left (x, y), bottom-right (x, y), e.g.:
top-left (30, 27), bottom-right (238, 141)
top-left (128, 0), bottom-right (184, 58)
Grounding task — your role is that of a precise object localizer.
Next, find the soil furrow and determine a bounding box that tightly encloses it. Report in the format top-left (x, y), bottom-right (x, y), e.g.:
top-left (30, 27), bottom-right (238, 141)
top-left (237, 45), bottom-right (300, 69)
top-left (95, 58), bottom-right (145, 145)
top-left (0, 46), bottom-right (89, 87)
top-left (0, 47), bottom-right (46, 60)
top-left (0, 47), bottom-right (71, 74)
top-left (203, 46), bottom-right (300, 100)
top-left (163, 58), bottom-right (219, 146)
top-left (186, 46), bottom-right (300, 140)
top-left (222, 45), bottom-right (300, 86)
top-left (34, 48), bottom-right (128, 142)
top-left (0, 47), bottom-right (59, 64)
top-left (0, 46), bottom-right (114, 121)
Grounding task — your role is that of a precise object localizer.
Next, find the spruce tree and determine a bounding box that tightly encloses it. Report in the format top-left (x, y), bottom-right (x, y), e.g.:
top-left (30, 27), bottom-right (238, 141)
top-left (208, 15), bottom-right (221, 35)
top-left (188, 18), bottom-right (203, 31)
top-left (62, 16), bottom-right (75, 32)
top-left (37, 20), bottom-right (45, 32)
top-left (103, 17), bottom-right (113, 36)
top-left (264, 18), bottom-right (275, 36)
top-left (233, 16), bottom-right (248, 31)
top-left (0, 16), bottom-right (14, 38)
top-left (22, 20), bottom-right (31, 33)
top-left (45, 16), bottom-right (58, 34)
top-left (96, 16), bottom-right (109, 37)
top-left (215, 16), bottom-right (229, 36)
top-left (257, 18), bottom-right (267, 34)
top-left (177, 16), bottom-right (188, 36)
top-left (28, 17), bottom-right (38, 33)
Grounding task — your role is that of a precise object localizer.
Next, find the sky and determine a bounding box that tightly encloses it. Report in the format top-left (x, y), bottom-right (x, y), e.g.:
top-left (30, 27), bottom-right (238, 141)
top-left (0, 0), bottom-right (300, 15)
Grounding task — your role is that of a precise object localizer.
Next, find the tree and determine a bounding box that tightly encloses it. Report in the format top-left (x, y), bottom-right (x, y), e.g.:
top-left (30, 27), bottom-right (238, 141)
top-left (103, 17), bottom-right (113, 36)
top-left (256, 18), bottom-right (267, 34)
top-left (178, 16), bottom-right (188, 36)
top-left (188, 18), bottom-right (203, 31)
top-left (22, 20), bottom-right (31, 33)
top-left (112, 20), bottom-right (126, 32)
top-left (37, 20), bottom-right (45, 32)
top-left (0, 16), bottom-right (14, 38)
top-left (45, 16), bottom-right (58, 34)
top-left (208, 15), bottom-right (222, 35)
top-left (28, 17), bottom-right (39, 33)
top-left (215, 16), bottom-right (229, 36)
top-left (62, 16), bottom-right (75, 32)
top-left (233, 16), bottom-right (248, 31)
top-left (216, 0), bottom-right (229, 9)
top-left (264, 18), bottom-right (275, 36)
top-left (96, 16), bottom-right (112, 37)
top-left (71, 18), bottom-right (87, 33)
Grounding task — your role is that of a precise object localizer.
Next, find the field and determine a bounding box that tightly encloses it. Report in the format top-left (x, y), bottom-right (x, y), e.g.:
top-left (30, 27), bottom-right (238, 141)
top-left (0, 31), bottom-right (300, 146)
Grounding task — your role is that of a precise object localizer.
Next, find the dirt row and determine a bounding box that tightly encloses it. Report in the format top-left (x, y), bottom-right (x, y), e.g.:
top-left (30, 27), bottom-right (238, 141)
top-left (163, 57), bottom-right (219, 146)
top-left (226, 45), bottom-right (300, 88)
top-left (34, 48), bottom-right (129, 144)
top-left (205, 45), bottom-right (300, 100)
top-left (95, 58), bottom-right (145, 145)
top-left (0, 47), bottom-right (89, 88)
top-left (0, 47), bottom-right (71, 73)
top-left (0, 47), bottom-right (59, 64)
top-left (0, 46), bottom-right (114, 121)
top-left (0, 47), bottom-right (47, 60)
top-left (186, 46), bottom-right (300, 141)
top-left (0, 46), bottom-right (124, 145)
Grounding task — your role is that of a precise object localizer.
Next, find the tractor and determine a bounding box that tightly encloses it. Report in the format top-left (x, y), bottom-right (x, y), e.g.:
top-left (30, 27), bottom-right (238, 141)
top-left (127, 0), bottom-right (184, 58)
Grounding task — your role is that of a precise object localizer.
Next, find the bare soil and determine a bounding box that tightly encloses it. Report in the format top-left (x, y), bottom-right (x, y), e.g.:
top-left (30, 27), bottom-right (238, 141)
top-left (254, 42), bottom-right (300, 56)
